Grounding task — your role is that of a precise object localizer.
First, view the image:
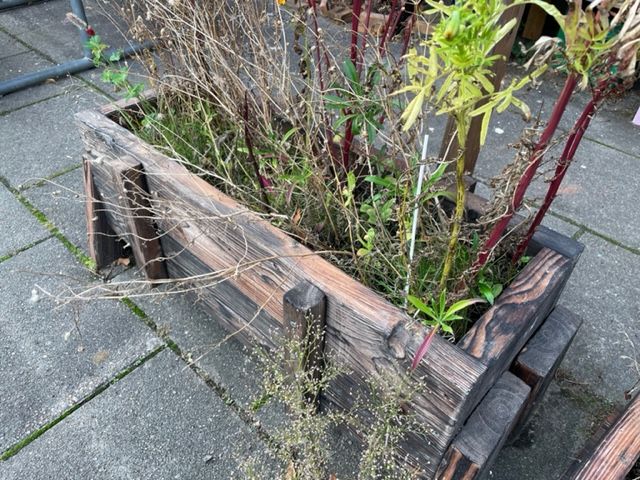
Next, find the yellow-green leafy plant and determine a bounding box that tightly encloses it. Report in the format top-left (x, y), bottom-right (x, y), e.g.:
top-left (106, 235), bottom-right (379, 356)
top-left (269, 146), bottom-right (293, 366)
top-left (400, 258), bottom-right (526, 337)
top-left (396, 0), bottom-right (551, 293)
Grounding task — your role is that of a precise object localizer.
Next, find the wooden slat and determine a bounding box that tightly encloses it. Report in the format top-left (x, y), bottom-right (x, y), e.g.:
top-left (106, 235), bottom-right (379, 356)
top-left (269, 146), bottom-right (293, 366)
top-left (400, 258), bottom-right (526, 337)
top-left (562, 391), bottom-right (640, 480)
top-left (459, 248), bottom-right (572, 401)
top-left (283, 281), bottom-right (327, 411)
top-left (509, 305), bottom-right (582, 440)
top-left (89, 151), bottom-right (167, 281)
top-left (82, 155), bottom-right (125, 269)
top-left (76, 108), bottom-right (488, 477)
top-left (436, 372), bottom-right (531, 479)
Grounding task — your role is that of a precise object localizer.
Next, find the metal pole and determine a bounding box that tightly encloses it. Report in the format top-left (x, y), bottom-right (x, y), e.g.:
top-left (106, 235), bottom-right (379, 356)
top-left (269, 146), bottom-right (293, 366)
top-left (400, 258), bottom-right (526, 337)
top-left (0, 41), bottom-right (153, 96)
top-left (69, 0), bottom-right (91, 58)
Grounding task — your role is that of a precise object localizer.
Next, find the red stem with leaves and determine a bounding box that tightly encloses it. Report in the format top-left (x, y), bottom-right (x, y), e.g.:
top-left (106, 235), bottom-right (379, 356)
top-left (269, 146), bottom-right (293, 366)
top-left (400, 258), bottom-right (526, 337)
top-left (471, 73), bottom-right (579, 273)
top-left (512, 83), bottom-right (605, 261)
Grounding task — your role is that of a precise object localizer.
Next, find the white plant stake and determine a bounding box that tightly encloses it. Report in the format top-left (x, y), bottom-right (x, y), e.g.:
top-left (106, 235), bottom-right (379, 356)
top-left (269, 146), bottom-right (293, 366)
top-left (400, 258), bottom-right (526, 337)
top-left (404, 134), bottom-right (429, 305)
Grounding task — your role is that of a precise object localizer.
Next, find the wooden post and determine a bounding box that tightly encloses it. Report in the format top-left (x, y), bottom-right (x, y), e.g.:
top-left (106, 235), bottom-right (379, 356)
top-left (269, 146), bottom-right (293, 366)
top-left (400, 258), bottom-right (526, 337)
top-left (509, 306), bottom-right (582, 440)
top-left (117, 161), bottom-right (167, 281)
top-left (458, 248), bottom-right (571, 397)
top-left (562, 390), bottom-right (640, 480)
top-left (438, 3), bottom-right (525, 175)
top-left (436, 372), bottom-right (531, 479)
top-left (83, 154), bottom-right (125, 269)
top-left (89, 152), bottom-right (167, 282)
top-left (283, 281), bottom-right (327, 411)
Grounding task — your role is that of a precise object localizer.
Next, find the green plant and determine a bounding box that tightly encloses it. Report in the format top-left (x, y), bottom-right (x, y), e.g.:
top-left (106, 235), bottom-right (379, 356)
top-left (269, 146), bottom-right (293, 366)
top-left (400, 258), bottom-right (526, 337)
top-left (396, 0), bottom-right (547, 293)
top-left (407, 292), bottom-right (484, 369)
top-left (86, 35), bottom-right (144, 100)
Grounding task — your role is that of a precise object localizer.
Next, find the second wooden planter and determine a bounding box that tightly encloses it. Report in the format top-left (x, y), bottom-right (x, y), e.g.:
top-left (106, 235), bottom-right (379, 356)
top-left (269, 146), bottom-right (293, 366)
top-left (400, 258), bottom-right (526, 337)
top-left (76, 96), bottom-right (585, 479)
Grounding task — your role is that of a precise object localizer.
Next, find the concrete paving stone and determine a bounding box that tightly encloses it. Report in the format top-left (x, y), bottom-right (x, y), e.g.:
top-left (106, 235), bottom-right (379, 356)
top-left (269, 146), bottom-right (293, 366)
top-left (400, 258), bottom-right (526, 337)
top-left (0, 72), bottom-right (87, 116)
top-left (0, 238), bottom-right (163, 453)
top-left (23, 167), bottom-right (87, 252)
top-left (0, 349), bottom-right (277, 479)
top-left (0, 0), bottom-right (132, 63)
top-left (0, 86), bottom-right (109, 188)
top-left (0, 183), bottom-right (49, 258)
top-left (525, 139), bottom-right (640, 250)
top-left (558, 233), bottom-right (640, 404)
top-left (111, 270), bottom-right (364, 476)
top-left (110, 270), bottom-right (288, 430)
top-left (0, 49), bottom-right (52, 82)
top-left (0, 30), bottom-right (28, 59)
top-left (491, 380), bottom-right (612, 480)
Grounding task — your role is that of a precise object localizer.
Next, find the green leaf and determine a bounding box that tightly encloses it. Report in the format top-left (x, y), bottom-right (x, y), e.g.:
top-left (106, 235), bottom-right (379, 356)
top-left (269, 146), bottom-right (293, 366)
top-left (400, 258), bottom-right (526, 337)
top-left (365, 175), bottom-right (395, 189)
top-left (407, 295), bottom-right (437, 322)
top-left (343, 59), bottom-right (359, 84)
top-left (108, 50), bottom-right (122, 63)
top-left (479, 283), bottom-right (494, 305)
top-left (445, 298), bottom-right (485, 317)
top-left (401, 89), bottom-right (426, 131)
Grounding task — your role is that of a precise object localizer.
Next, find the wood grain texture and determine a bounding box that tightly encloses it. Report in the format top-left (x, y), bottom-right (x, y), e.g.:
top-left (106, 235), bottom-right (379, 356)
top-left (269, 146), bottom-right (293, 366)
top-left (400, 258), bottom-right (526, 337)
top-left (436, 372), bottom-right (531, 479)
top-left (283, 281), bottom-right (327, 410)
top-left (509, 306), bottom-right (582, 440)
top-left (562, 391), bottom-right (640, 480)
top-left (76, 108), bottom-right (489, 478)
top-left (88, 150), bottom-right (167, 281)
top-left (82, 155), bottom-right (125, 268)
top-left (458, 248), bottom-right (572, 402)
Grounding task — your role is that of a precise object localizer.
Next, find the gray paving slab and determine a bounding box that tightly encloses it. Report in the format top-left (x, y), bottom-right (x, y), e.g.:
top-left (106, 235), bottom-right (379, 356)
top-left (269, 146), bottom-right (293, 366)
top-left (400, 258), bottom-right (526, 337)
top-left (491, 380), bottom-right (612, 480)
top-left (112, 271), bottom-right (364, 477)
top-left (23, 167), bottom-right (87, 252)
top-left (0, 30), bottom-right (27, 59)
top-left (0, 183), bottom-right (49, 258)
top-left (0, 86), bottom-right (109, 188)
top-left (0, 238), bottom-right (163, 453)
top-left (0, 0), bottom-right (131, 64)
top-left (0, 349), bottom-right (277, 479)
top-left (559, 233), bottom-right (640, 404)
top-left (111, 271), bottom-right (288, 429)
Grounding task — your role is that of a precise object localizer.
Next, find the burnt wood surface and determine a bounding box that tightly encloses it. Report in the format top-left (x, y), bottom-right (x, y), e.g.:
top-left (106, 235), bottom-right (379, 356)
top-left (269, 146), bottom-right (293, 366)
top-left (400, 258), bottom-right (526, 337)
top-left (84, 150), bottom-right (166, 280)
top-left (76, 107), bottom-right (488, 477)
top-left (562, 391), bottom-right (640, 480)
top-left (436, 372), bottom-right (531, 479)
top-left (82, 154), bottom-right (125, 268)
top-left (283, 281), bottom-right (327, 410)
top-left (459, 248), bottom-right (572, 406)
top-left (509, 305), bottom-right (582, 440)
top-left (76, 99), bottom-right (583, 478)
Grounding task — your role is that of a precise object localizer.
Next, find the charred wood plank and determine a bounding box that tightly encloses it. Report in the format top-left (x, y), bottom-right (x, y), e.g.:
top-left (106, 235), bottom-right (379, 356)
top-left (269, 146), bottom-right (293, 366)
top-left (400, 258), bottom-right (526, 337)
top-left (82, 155), bottom-right (125, 269)
top-left (436, 372), bottom-right (530, 479)
top-left (283, 281), bottom-right (327, 411)
top-left (562, 391), bottom-right (640, 480)
top-left (88, 151), bottom-right (166, 281)
top-left (459, 248), bottom-right (572, 402)
top-left (509, 306), bottom-right (582, 440)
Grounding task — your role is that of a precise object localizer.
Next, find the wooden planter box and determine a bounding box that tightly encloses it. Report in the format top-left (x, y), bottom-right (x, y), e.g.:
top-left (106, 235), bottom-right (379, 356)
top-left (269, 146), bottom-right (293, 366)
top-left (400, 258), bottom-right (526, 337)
top-left (562, 390), bottom-right (640, 480)
top-left (76, 96), bottom-right (585, 479)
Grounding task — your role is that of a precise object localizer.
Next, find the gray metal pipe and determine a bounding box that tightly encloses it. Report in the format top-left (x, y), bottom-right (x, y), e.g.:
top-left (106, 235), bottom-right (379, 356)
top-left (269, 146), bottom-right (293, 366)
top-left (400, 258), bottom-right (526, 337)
top-left (69, 0), bottom-right (91, 58)
top-left (0, 41), bottom-right (153, 96)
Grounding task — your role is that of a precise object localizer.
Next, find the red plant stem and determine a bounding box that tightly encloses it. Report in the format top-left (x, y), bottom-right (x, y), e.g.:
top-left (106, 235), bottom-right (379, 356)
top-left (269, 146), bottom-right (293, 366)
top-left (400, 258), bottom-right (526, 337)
top-left (339, 0), bottom-right (365, 172)
top-left (243, 93), bottom-right (271, 208)
top-left (471, 73), bottom-right (578, 272)
top-left (358, 0), bottom-right (374, 77)
top-left (513, 88), bottom-right (604, 262)
top-left (350, 0), bottom-right (364, 69)
top-left (379, 0), bottom-right (401, 57)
